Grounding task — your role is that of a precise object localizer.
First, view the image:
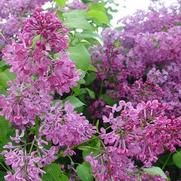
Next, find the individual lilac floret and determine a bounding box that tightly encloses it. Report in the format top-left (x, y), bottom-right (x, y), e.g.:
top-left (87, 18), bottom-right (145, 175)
top-left (40, 102), bottom-right (96, 155)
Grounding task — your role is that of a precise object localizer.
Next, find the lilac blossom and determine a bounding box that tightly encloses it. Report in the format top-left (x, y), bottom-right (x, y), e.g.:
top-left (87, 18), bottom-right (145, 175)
top-left (40, 102), bottom-right (96, 155)
top-left (23, 9), bottom-right (68, 52)
top-left (91, 9), bottom-right (181, 116)
top-left (3, 9), bottom-right (80, 96)
top-left (0, 0), bottom-right (49, 39)
top-left (0, 78), bottom-right (52, 129)
top-left (86, 148), bottom-right (137, 181)
top-left (2, 133), bottom-right (45, 181)
top-left (100, 100), bottom-right (180, 166)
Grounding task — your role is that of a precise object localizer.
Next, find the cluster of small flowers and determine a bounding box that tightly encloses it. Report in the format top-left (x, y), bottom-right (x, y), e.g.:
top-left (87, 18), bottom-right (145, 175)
top-left (0, 9), bottom-right (95, 180)
top-left (90, 4), bottom-right (181, 118)
top-left (1, 0), bottom-right (181, 180)
top-left (2, 130), bottom-right (58, 181)
top-left (120, 6), bottom-right (181, 35)
top-left (0, 0), bottom-right (49, 42)
top-left (88, 7), bottom-right (181, 175)
top-left (87, 4), bottom-right (181, 179)
top-left (40, 102), bottom-right (96, 156)
top-left (1, 9), bottom-right (80, 128)
top-left (87, 149), bottom-right (166, 181)
top-left (86, 100), bottom-right (181, 180)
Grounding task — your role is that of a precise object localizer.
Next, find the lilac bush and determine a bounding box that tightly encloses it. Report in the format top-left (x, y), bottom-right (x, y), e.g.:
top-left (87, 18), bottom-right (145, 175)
top-left (0, 0), bottom-right (181, 180)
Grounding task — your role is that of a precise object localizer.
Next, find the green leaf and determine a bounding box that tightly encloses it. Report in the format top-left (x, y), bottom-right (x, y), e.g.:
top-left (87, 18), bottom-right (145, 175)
top-left (96, 120), bottom-right (99, 132)
top-left (100, 94), bottom-right (116, 105)
top-left (85, 88), bottom-right (95, 99)
top-left (78, 137), bottom-right (101, 158)
top-left (59, 175), bottom-right (68, 180)
top-left (34, 117), bottom-right (40, 137)
top-left (0, 85), bottom-right (6, 95)
top-left (76, 162), bottom-right (93, 181)
top-left (81, 0), bottom-right (93, 3)
top-left (0, 70), bottom-right (15, 90)
top-left (0, 65), bottom-right (10, 72)
top-left (77, 32), bottom-right (103, 45)
top-left (31, 35), bottom-right (41, 49)
top-left (173, 151), bottom-right (181, 168)
top-left (43, 163), bottom-right (68, 181)
top-left (72, 87), bottom-right (82, 96)
top-left (0, 61), bottom-right (9, 72)
top-left (69, 44), bottom-right (91, 71)
top-left (87, 3), bottom-right (109, 24)
top-left (87, 11), bottom-right (109, 24)
top-left (87, 64), bottom-right (97, 72)
top-left (0, 116), bottom-right (12, 151)
top-left (64, 96), bottom-right (85, 108)
top-left (54, 0), bottom-right (66, 7)
top-left (85, 72), bottom-right (96, 85)
top-left (143, 167), bottom-right (167, 179)
top-left (0, 171), bottom-right (5, 181)
top-left (63, 10), bottom-right (92, 30)
top-left (158, 153), bottom-right (174, 166)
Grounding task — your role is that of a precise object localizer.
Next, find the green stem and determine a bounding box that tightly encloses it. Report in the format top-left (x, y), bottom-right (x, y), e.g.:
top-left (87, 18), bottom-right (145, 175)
top-left (0, 162), bottom-right (10, 172)
top-left (67, 155), bottom-right (79, 165)
top-left (29, 137), bottom-right (35, 154)
top-left (162, 153), bottom-right (172, 170)
top-left (99, 80), bottom-right (104, 96)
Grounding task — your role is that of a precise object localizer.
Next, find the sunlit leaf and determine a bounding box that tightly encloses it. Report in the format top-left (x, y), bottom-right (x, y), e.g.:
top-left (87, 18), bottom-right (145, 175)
top-left (65, 96), bottom-right (85, 108)
top-left (69, 44), bottom-right (91, 71)
top-left (54, 0), bottom-right (66, 7)
top-left (143, 167), bottom-right (167, 179)
top-left (173, 151), bottom-right (181, 168)
top-left (76, 162), bottom-right (93, 181)
top-left (43, 163), bottom-right (68, 181)
top-left (87, 3), bottom-right (109, 24)
top-left (63, 10), bottom-right (92, 30)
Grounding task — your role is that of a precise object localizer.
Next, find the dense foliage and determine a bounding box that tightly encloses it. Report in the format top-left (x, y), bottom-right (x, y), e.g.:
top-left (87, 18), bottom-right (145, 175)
top-left (0, 0), bottom-right (181, 180)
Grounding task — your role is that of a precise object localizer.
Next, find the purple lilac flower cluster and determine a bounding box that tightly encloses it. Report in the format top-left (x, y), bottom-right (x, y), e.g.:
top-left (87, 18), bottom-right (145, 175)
top-left (2, 130), bottom-right (58, 181)
top-left (1, 9), bottom-right (80, 128)
top-left (87, 100), bottom-right (181, 180)
top-left (90, 5), bottom-right (181, 118)
top-left (87, 4), bottom-right (181, 180)
top-left (40, 102), bottom-right (96, 156)
top-left (0, 0), bottom-right (181, 180)
top-left (0, 0), bottom-right (49, 43)
top-left (0, 9), bottom-right (95, 180)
